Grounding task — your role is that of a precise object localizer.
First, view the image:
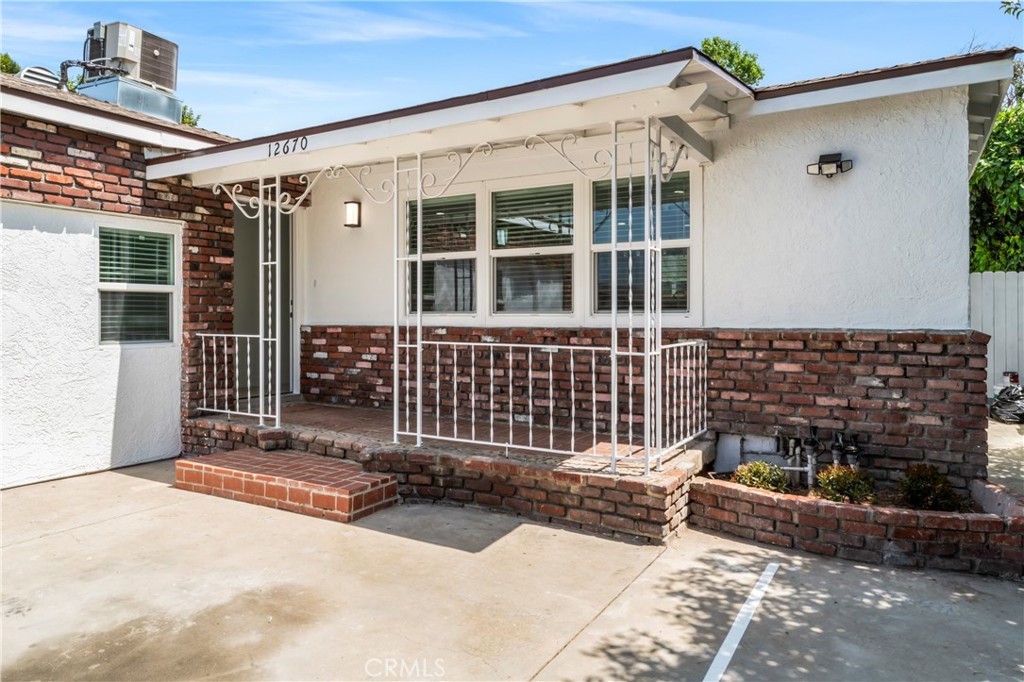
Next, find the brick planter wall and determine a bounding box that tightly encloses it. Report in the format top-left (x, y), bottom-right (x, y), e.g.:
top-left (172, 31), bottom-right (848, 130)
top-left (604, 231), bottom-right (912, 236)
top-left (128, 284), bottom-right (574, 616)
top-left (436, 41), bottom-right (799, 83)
top-left (689, 478), bottom-right (1024, 578)
top-left (182, 417), bottom-right (694, 542)
top-left (300, 325), bottom-right (989, 489)
top-left (1, 112), bottom-right (235, 422)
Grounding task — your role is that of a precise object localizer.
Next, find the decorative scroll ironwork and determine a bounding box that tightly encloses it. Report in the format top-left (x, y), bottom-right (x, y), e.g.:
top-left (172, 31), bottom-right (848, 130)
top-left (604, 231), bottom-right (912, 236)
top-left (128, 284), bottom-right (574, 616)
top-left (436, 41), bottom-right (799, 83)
top-left (524, 133), bottom-right (612, 180)
top-left (660, 139), bottom-right (686, 182)
top-left (420, 142), bottom-right (493, 198)
top-left (212, 183), bottom-right (262, 220)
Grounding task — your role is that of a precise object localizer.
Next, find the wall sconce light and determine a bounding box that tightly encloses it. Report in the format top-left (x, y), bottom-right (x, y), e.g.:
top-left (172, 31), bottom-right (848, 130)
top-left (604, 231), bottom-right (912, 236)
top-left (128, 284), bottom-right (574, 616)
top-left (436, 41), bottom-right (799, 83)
top-left (806, 153), bottom-right (853, 178)
top-left (344, 200), bottom-right (362, 228)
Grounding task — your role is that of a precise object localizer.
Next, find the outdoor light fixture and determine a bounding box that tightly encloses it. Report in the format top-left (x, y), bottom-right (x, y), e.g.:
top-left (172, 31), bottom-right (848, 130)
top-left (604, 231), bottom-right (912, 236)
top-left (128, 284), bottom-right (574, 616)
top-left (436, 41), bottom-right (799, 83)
top-left (806, 153), bottom-right (853, 178)
top-left (344, 200), bottom-right (361, 228)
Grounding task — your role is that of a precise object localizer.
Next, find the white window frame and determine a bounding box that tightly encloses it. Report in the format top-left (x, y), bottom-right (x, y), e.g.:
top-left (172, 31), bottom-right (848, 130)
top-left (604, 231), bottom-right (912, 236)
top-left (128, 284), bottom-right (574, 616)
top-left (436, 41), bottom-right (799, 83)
top-left (489, 180), bottom-right (576, 316)
top-left (395, 148), bottom-right (703, 329)
top-left (403, 193), bottom-right (478, 317)
top-left (589, 169), bottom-right (701, 321)
top-left (96, 218), bottom-right (182, 346)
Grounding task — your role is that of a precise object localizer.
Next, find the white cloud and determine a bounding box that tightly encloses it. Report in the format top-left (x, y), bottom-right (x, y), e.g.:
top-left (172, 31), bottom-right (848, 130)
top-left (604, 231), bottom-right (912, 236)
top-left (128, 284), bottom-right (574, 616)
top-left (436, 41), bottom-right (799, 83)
top-left (244, 3), bottom-right (527, 45)
top-left (525, 2), bottom-right (813, 45)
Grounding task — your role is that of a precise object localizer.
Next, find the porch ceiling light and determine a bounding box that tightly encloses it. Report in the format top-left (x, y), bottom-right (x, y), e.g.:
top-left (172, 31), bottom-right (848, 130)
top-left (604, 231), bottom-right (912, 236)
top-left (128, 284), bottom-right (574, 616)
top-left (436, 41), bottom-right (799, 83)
top-left (344, 200), bottom-right (362, 228)
top-left (807, 153), bottom-right (853, 178)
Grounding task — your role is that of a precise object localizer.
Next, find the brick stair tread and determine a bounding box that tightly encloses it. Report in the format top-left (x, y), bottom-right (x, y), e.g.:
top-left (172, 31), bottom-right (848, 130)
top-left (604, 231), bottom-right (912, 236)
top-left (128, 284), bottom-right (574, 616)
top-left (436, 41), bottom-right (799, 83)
top-left (175, 448), bottom-right (398, 523)
top-left (180, 447), bottom-right (393, 492)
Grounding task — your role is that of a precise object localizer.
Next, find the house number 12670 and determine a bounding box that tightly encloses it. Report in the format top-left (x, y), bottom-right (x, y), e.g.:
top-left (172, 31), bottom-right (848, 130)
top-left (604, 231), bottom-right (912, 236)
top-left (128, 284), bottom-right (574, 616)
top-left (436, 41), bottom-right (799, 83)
top-left (267, 136), bottom-right (308, 157)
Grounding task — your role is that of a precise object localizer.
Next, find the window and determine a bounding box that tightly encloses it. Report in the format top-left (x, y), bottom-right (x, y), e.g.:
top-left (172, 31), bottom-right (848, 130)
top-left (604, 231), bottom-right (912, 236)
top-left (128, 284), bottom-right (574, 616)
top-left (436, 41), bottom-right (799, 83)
top-left (408, 194), bottom-right (476, 313)
top-left (492, 184), bottom-right (573, 313)
top-left (98, 227), bottom-right (175, 342)
top-left (592, 173), bottom-right (691, 313)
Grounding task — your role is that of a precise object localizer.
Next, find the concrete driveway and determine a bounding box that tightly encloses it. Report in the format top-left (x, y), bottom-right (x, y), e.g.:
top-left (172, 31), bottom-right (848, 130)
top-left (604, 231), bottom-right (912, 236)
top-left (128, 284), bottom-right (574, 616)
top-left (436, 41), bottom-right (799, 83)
top-left (3, 461), bottom-right (1022, 681)
top-left (988, 418), bottom-right (1024, 495)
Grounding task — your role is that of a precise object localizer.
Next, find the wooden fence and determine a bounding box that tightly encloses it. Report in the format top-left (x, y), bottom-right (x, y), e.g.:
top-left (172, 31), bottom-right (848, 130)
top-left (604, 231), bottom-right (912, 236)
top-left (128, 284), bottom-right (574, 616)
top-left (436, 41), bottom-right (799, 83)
top-left (970, 271), bottom-right (1023, 396)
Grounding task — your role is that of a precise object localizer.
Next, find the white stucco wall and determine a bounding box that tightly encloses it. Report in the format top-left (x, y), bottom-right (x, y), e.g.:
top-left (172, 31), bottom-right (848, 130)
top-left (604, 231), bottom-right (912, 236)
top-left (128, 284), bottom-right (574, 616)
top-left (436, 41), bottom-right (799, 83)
top-left (296, 86), bottom-right (970, 330)
top-left (702, 86), bottom-right (970, 328)
top-left (1, 202), bottom-right (183, 488)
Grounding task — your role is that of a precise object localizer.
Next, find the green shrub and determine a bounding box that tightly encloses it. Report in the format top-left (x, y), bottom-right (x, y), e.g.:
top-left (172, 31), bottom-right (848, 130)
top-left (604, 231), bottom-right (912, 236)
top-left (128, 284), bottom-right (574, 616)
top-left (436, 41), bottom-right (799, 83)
top-left (732, 460), bottom-right (789, 493)
top-left (816, 464), bottom-right (875, 504)
top-left (898, 464), bottom-right (967, 511)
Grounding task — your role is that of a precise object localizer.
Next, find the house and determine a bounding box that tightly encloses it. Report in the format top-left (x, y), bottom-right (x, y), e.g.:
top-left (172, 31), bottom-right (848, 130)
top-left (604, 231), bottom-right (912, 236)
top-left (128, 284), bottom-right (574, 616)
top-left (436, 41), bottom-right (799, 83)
top-left (2, 45), bottom-right (1019, 531)
top-left (0, 71), bottom-right (236, 487)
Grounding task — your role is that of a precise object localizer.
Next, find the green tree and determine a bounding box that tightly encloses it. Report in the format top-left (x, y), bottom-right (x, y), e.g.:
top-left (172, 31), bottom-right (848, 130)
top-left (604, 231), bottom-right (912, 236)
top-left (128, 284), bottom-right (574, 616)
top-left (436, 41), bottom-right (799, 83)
top-left (699, 37), bottom-right (765, 87)
top-left (1, 52), bottom-right (21, 75)
top-left (180, 104), bottom-right (201, 127)
top-left (970, 97), bottom-right (1024, 271)
top-left (1001, 0), bottom-right (1022, 18)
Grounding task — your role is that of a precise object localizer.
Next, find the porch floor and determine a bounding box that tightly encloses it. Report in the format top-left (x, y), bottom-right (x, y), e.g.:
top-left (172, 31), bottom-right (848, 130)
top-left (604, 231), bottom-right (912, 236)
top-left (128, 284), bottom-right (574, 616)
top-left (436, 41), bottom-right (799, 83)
top-left (261, 400), bottom-right (696, 476)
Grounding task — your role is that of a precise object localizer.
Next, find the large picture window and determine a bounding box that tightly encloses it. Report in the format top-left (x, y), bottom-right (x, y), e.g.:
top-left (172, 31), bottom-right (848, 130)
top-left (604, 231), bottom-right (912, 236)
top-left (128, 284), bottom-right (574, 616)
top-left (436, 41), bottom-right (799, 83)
top-left (408, 194), bottom-right (476, 313)
top-left (98, 227), bottom-right (175, 342)
top-left (591, 173), bottom-right (691, 313)
top-left (492, 184), bottom-right (573, 313)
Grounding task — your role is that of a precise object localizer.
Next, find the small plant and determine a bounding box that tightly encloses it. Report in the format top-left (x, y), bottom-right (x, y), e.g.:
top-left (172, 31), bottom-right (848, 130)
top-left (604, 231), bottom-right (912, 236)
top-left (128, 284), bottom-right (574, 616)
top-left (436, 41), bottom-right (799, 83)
top-left (898, 464), bottom-right (966, 512)
top-left (816, 464), bottom-right (875, 503)
top-left (732, 460), bottom-right (789, 493)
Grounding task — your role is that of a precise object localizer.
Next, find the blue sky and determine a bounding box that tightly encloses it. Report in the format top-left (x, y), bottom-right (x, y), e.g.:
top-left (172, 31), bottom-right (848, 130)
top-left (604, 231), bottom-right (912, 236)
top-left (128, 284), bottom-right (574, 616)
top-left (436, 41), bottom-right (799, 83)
top-left (2, 2), bottom-right (1021, 139)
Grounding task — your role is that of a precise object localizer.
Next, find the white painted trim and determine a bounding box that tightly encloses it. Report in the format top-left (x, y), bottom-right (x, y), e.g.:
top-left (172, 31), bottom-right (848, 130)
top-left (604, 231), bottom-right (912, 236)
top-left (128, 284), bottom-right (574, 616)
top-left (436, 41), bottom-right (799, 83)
top-left (149, 72), bottom-right (705, 182)
top-left (2, 92), bottom-right (218, 151)
top-left (92, 216), bottom-right (183, 347)
top-left (746, 60), bottom-right (1015, 117)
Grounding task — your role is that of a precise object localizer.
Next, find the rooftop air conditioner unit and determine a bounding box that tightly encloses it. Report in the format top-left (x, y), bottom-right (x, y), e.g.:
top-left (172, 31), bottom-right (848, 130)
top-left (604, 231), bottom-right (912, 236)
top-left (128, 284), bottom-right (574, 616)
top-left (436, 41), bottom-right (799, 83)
top-left (85, 21), bottom-right (178, 92)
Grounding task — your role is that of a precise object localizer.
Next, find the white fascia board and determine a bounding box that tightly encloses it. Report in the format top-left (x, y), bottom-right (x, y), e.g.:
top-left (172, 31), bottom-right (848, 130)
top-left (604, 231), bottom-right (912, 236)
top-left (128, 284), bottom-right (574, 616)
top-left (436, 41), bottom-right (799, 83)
top-left (184, 83), bottom-right (709, 187)
top-left (2, 91), bottom-right (217, 151)
top-left (747, 60), bottom-right (1016, 117)
top-left (148, 60), bottom-right (692, 181)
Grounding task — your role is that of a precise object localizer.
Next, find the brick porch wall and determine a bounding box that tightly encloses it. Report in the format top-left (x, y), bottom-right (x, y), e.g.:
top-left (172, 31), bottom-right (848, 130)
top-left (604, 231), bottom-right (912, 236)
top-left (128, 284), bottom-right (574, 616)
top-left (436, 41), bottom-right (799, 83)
top-left (1, 112), bottom-right (235, 421)
top-left (301, 325), bottom-right (989, 490)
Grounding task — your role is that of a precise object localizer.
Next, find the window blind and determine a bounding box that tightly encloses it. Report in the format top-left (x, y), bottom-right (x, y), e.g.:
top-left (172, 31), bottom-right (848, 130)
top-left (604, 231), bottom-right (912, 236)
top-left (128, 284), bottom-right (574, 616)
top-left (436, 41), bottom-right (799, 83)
top-left (100, 291), bottom-right (172, 342)
top-left (492, 184), bottom-right (574, 249)
top-left (594, 247), bottom-right (688, 313)
top-left (408, 194), bottom-right (476, 254)
top-left (494, 254), bottom-right (572, 313)
top-left (592, 173), bottom-right (690, 244)
top-left (99, 228), bottom-right (174, 285)
top-left (410, 259), bottom-right (476, 312)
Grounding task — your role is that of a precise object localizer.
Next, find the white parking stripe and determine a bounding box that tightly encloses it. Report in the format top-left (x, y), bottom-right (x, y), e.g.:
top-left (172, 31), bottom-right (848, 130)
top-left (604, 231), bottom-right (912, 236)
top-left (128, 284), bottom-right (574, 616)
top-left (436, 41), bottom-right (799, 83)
top-left (702, 562), bottom-right (781, 682)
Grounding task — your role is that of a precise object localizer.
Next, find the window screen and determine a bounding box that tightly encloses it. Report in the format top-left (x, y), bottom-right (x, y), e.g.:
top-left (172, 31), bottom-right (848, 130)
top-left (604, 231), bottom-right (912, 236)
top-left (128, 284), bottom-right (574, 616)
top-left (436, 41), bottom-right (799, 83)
top-left (100, 291), bottom-right (172, 342)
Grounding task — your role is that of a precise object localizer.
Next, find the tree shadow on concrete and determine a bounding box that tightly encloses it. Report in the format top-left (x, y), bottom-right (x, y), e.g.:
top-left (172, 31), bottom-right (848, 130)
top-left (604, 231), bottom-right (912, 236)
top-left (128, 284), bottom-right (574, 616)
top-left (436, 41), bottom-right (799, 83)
top-left (565, 530), bottom-right (1024, 682)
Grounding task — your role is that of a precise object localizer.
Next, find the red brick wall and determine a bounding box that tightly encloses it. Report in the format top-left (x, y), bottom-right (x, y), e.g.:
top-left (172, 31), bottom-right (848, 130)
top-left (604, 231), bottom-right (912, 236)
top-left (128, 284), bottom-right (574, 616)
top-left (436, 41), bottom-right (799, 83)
top-left (301, 325), bottom-right (989, 489)
top-left (689, 478), bottom-right (1023, 578)
top-left (1, 112), bottom-right (235, 421)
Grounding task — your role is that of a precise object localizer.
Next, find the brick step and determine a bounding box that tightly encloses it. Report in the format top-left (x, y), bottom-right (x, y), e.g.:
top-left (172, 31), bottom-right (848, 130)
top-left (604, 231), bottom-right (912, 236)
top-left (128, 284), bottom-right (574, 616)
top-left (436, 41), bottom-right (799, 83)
top-left (175, 448), bottom-right (397, 522)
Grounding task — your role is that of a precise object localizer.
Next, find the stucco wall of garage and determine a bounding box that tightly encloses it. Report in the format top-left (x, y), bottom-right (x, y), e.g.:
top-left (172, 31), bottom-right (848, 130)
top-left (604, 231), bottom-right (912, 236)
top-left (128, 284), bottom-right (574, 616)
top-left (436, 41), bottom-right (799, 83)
top-left (1, 202), bottom-right (183, 488)
top-left (294, 87), bottom-right (970, 331)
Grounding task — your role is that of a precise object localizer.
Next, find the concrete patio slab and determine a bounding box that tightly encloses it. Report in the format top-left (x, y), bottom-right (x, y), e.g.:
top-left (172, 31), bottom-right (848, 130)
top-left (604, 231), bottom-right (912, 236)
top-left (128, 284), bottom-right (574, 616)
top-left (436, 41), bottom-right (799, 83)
top-left (3, 460), bottom-right (1023, 681)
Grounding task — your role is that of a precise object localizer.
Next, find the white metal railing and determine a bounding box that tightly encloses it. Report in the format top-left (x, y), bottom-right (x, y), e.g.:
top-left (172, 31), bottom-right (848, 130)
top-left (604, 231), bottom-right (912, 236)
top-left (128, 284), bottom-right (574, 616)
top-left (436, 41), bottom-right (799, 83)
top-left (661, 340), bottom-right (708, 453)
top-left (394, 338), bottom-right (707, 470)
top-left (196, 332), bottom-right (277, 421)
